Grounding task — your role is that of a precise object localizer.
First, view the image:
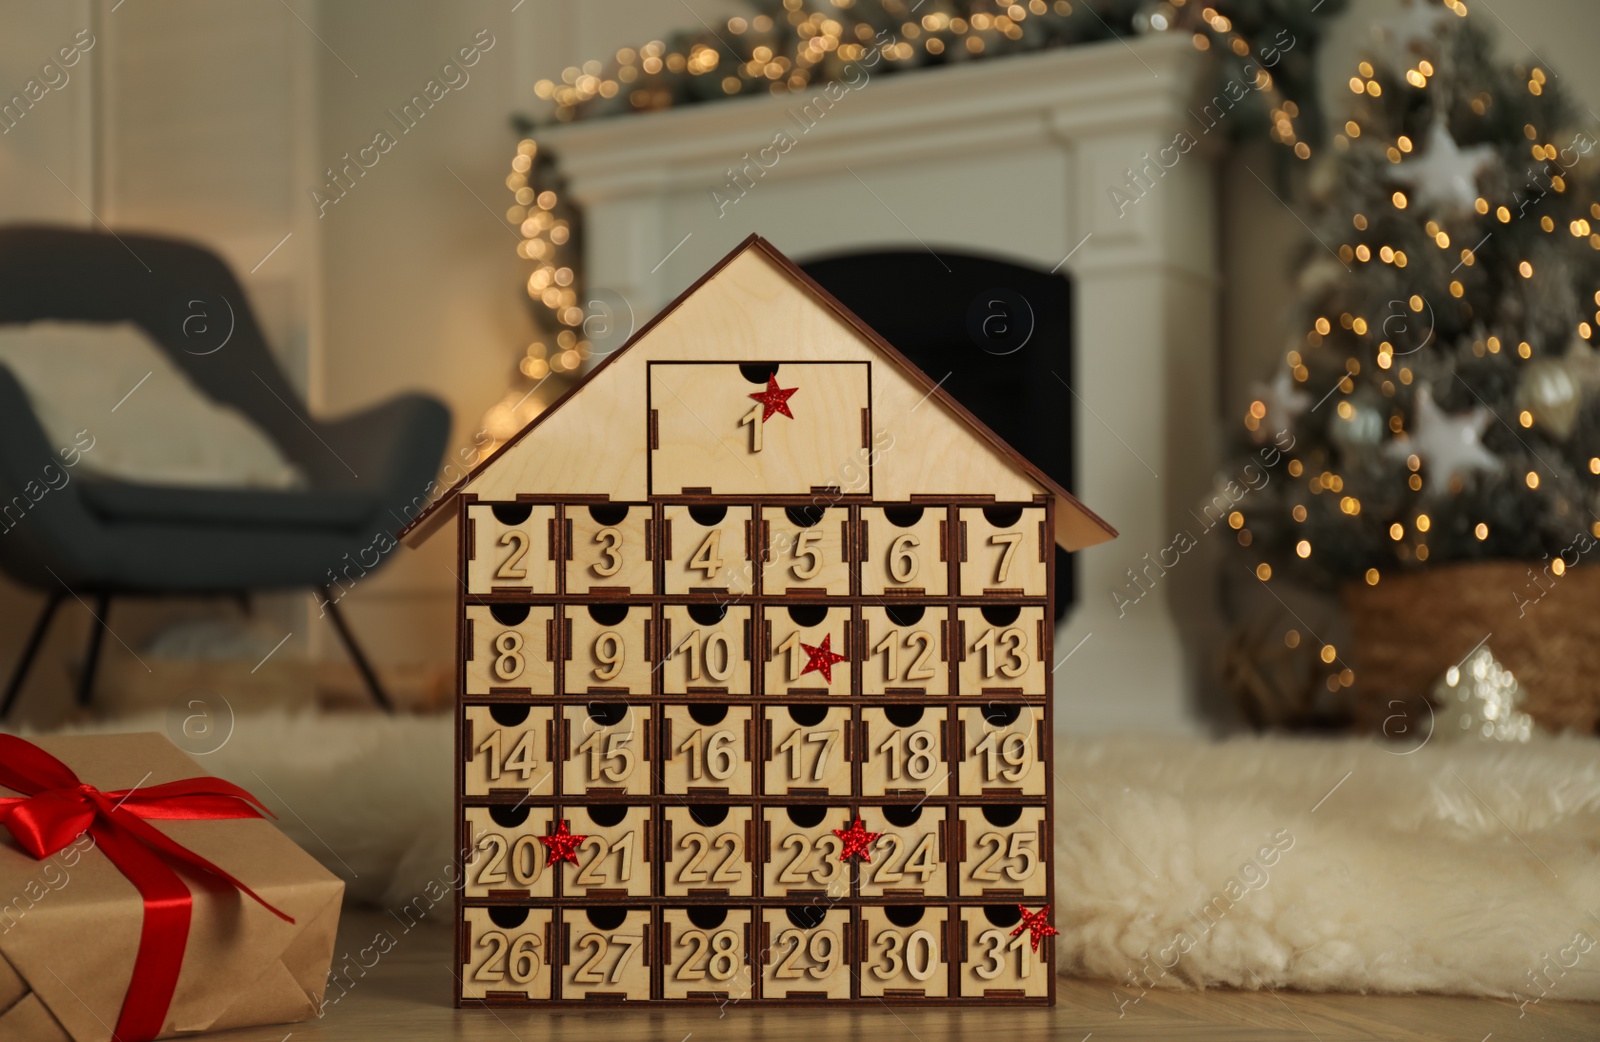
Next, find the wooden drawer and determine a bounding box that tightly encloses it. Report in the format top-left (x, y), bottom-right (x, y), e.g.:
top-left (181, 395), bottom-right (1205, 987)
top-left (958, 505), bottom-right (1048, 597)
top-left (465, 503), bottom-right (557, 595)
top-left (762, 704), bottom-right (852, 797)
top-left (462, 906), bottom-right (553, 1000)
top-left (661, 504), bottom-right (755, 595)
top-left (661, 703), bottom-right (754, 796)
top-left (759, 906), bottom-right (852, 999)
top-left (763, 604), bottom-right (852, 697)
top-left (561, 805), bottom-right (653, 898)
top-left (462, 804), bottom-right (556, 899)
top-left (957, 905), bottom-right (1051, 998)
top-left (859, 505), bottom-right (949, 596)
top-left (858, 905), bottom-right (951, 997)
top-left (954, 605), bottom-right (1048, 696)
top-left (464, 605), bottom-right (556, 696)
top-left (859, 604), bottom-right (948, 696)
top-left (463, 704), bottom-right (555, 797)
top-left (760, 805), bottom-right (851, 900)
top-left (661, 805), bottom-right (755, 897)
top-left (955, 704), bottom-right (1046, 797)
top-left (661, 906), bottom-right (755, 1000)
top-left (955, 805), bottom-right (1048, 898)
top-left (659, 603), bottom-right (752, 696)
top-left (761, 505), bottom-right (851, 596)
top-left (565, 503), bottom-right (653, 595)
top-left (860, 706), bottom-right (948, 798)
top-left (561, 703), bottom-right (652, 797)
top-left (564, 604), bottom-right (654, 696)
top-left (560, 908), bottom-right (652, 1000)
top-left (857, 805), bottom-right (949, 898)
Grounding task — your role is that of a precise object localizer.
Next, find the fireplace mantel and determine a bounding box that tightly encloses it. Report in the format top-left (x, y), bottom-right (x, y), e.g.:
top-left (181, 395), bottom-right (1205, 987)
top-left (541, 32), bottom-right (1221, 733)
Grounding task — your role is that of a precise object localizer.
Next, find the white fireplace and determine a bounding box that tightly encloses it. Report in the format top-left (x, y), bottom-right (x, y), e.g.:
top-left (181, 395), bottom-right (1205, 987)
top-left (541, 33), bottom-right (1220, 734)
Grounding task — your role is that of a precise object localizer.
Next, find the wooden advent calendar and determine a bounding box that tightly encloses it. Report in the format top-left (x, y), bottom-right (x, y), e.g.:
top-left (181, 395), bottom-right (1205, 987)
top-left (400, 235), bottom-right (1115, 1007)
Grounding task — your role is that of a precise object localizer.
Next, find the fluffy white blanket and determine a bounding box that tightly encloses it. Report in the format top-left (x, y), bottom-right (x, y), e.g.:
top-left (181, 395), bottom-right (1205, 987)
top-left (1056, 734), bottom-right (1600, 1003)
top-left (25, 714), bottom-right (1600, 1001)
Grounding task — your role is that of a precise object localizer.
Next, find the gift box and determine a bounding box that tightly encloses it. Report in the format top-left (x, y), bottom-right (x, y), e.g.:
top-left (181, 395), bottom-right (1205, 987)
top-left (0, 733), bottom-right (344, 1041)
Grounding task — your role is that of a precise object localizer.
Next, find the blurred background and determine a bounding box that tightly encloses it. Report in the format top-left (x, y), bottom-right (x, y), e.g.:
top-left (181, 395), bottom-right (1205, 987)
top-left (1, 0), bottom-right (1597, 741)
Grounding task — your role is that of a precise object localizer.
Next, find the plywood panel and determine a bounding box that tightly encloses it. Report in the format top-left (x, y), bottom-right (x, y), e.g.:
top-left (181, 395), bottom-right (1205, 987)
top-left (650, 363), bottom-right (870, 496)
top-left (462, 805), bottom-right (556, 899)
top-left (560, 908), bottom-right (652, 999)
top-left (462, 907), bottom-right (553, 1000)
top-left (662, 504), bottom-right (755, 594)
top-left (858, 806), bottom-right (949, 899)
top-left (462, 250), bottom-right (1043, 505)
top-left (463, 704), bottom-right (555, 797)
top-left (955, 806), bottom-right (1047, 899)
top-left (465, 606), bottom-right (556, 696)
top-left (860, 506), bottom-right (950, 597)
top-left (661, 805), bottom-right (755, 897)
top-left (955, 606), bottom-right (1047, 697)
top-left (466, 504), bottom-right (558, 595)
top-left (760, 907), bottom-right (851, 999)
top-left (561, 703), bottom-right (652, 797)
top-left (661, 703), bottom-right (753, 796)
top-left (661, 907), bottom-right (755, 1000)
top-left (761, 806), bottom-right (850, 900)
top-left (761, 506), bottom-right (851, 596)
top-left (762, 705), bottom-right (852, 797)
top-left (956, 704), bottom-right (1045, 798)
top-left (859, 906), bottom-right (951, 998)
top-left (957, 906), bottom-right (1050, 999)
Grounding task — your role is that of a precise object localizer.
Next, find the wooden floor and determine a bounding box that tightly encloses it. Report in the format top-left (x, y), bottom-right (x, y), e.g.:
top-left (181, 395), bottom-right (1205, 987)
top-left (209, 910), bottom-right (1600, 1042)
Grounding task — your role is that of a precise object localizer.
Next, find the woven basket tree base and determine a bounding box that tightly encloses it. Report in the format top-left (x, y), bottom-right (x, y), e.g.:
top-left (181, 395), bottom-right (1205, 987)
top-left (1341, 561), bottom-right (1600, 735)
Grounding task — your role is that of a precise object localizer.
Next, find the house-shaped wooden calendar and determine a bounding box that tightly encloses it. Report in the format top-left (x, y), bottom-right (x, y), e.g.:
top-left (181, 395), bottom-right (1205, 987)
top-left (400, 234), bottom-right (1115, 1007)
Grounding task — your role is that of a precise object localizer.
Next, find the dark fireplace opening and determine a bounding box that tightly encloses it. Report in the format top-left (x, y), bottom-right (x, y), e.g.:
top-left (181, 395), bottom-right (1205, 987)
top-left (802, 249), bottom-right (1077, 618)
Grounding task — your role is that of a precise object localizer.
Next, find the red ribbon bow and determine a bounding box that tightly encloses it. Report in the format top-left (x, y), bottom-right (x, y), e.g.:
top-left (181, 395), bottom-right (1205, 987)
top-left (0, 736), bottom-right (294, 1042)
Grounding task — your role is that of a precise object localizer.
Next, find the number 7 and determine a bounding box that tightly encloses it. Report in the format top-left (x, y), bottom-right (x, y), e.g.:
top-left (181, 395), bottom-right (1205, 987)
top-left (989, 531), bottom-right (1023, 584)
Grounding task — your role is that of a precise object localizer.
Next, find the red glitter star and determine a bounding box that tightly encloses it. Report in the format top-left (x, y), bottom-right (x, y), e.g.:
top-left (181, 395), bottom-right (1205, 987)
top-left (748, 375), bottom-right (798, 422)
top-left (798, 633), bottom-right (847, 684)
top-left (1011, 904), bottom-right (1058, 953)
top-left (537, 819), bottom-right (586, 867)
top-left (832, 816), bottom-right (882, 862)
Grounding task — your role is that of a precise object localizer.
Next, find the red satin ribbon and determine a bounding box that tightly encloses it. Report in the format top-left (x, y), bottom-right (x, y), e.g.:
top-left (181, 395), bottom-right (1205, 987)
top-left (0, 735), bottom-right (295, 1042)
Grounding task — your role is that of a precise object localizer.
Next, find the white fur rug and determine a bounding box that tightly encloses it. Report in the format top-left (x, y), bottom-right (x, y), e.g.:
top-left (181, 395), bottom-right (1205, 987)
top-left (14, 713), bottom-right (1600, 1001)
top-left (1057, 734), bottom-right (1600, 1003)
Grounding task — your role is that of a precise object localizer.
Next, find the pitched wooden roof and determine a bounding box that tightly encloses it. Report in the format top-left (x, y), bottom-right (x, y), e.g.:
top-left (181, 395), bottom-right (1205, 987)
top-left (399, 234), bottom-right (1115, 552)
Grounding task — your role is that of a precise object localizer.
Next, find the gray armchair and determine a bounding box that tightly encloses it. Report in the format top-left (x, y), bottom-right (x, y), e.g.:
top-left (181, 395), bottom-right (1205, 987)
top-left (0, 225), bottom-right (450, 714)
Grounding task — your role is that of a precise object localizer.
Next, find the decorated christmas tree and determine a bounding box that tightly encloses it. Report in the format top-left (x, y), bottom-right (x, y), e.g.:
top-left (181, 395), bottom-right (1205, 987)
top-left (1237, 0), bottom-right (1600, 588)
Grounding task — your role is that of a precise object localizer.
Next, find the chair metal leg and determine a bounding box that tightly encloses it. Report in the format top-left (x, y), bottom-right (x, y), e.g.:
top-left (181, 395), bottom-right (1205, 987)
top-left (320, 588), bottom-right (394, 712)
top-left (2, 591), bottom-right (65, 719)
top-left (76, 593), bottom-right (110, 709)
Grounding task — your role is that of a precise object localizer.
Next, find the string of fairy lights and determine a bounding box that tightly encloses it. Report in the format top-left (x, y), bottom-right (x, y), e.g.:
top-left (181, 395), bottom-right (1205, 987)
top-left (482, 0), bottom-right (1332, 444)
top-left (1233, 0), bottom-right (1600, 694)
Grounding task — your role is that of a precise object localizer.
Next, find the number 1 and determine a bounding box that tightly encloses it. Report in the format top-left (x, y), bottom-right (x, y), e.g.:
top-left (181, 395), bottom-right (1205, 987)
top-left (740, 404), bottom-right (763, 452)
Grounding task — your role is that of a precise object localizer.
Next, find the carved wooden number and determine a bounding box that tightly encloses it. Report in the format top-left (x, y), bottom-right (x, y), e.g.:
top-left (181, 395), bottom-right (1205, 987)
top-left (873, 927), bottom-right (938, 982)
top-left (677, 727), bottom-right (736, 781)
top-left (664, 806), bottom-right (753, 896)
top-left (740, 403), bottom-right (764, 452)
top-left (777, 833), bottom-right (842, 887)
top-left (677, 832), bottom-right (743, 887)
top-left (886, 532), bottom-right (918, 583)
top-left (591, 526), bottom-right (624, 577)
top-left (971, 626), bottom-right (1031, 679)
top-left (959, 506), bottom-right (1047, 596)
top-left (662, 909), bottom-right (753, 998)
top-left (574, 832), bottom-right (636, 886)
top-left (473, 832), bottom-right (545, 890)
top-left (987, 531), bottom-right (1023, 585)
top-left (777, 726), bottom-right (838, 782)
top-left (763, 908), bottom-right (851, 998)
top-left (562, 909), bottom-right (651, 999)
top-left (562, 705), bottom-right (650, 796)
top-left (462, 908), bottom-right (551, 999)
top-left (868, 833), bottom-right (940, 888)
top-left (975, 730), bottom-right (1031, 783)
top-left (688, 530), bottom-right (722, 578)
top-left (675, 928), bottom-right (741, 982)
top-left (860, 907), bottom-right (949, 996)
top-left (974, 927), bottom-right (1032, 981)
top-left (463, 807), bottom-right (554, 898)
top-left (496, 530), bottom-right (530, 580)
top-left (874, 629), bottom-right (937, 684)
top-left (766, 707), bottom-right (850, 795)
top-left (876, 728), bottom-right (938, 782)
top-left (466, 505), bottom-right (557, 594)
top-left (970, 832), bottom-right (1039, 884)
top-left (464, 706), bottom-right (553, 797)
top-left (663, 705), bottom-right (752, 794)
top-left (475, 928), bottom-right (542, 984)
top-left (789, 530), bottom-right (822, 579)
top-left (576, 729), bottom-right (634, 784)
top-left (476, 726), bottom-right (539, 784)
top-left (573, 931), bottom-right (643, 983)
top-left (774, 927), bottom-right (840, 979)
top-left (959, 807), bottom-right (1047, 896)
top-left (672, 630), bottom-right (733, 683)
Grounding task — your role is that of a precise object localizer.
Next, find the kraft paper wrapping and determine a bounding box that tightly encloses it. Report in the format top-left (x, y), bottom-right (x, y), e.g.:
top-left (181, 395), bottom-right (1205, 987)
top-left (0, 733), bottom-right (344, 1042)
